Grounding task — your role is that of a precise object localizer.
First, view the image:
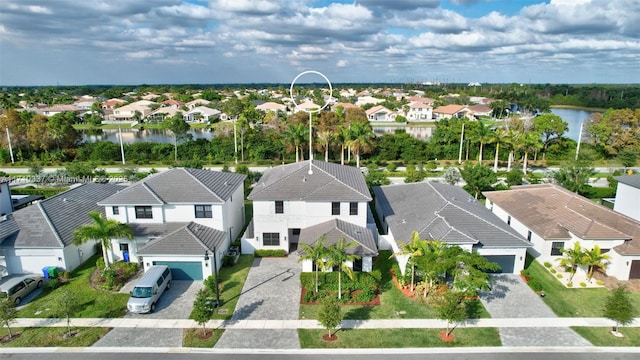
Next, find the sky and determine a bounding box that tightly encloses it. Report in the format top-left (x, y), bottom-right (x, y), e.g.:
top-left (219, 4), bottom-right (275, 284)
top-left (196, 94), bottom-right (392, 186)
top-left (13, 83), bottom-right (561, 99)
top-left (0, 0), bottom-right (639, 86)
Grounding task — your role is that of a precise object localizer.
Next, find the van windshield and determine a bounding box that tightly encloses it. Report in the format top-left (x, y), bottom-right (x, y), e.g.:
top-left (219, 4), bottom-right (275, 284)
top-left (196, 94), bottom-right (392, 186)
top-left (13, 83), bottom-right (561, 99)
top-left (131, 287), bottom-right (152, 298)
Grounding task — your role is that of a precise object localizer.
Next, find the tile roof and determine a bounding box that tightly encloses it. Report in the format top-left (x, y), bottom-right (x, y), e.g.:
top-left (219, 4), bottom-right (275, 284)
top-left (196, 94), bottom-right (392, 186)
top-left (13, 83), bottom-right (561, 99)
top-left (137, 222), bottom-right (227, 256)
top-left (0, 215), bottom-right (20, 242)
top-left (98, 168), bottom-right (246, 205)
top-left (374, 182), bottom-right (530, 249)
top-left (365, 105), bottom-right (394, 115)
top-left (433, 104), bottom-right (466, 115)
top-left (615, 174), bottom-right (640, 189)
top-left (483, 184), bottom-right (640, 255)
top-left (247, 160), bottom-right (371, 202)
top-left (298, 219), bottom-right (378, 257)
top-left (7, 183), bottom-right (125, 248)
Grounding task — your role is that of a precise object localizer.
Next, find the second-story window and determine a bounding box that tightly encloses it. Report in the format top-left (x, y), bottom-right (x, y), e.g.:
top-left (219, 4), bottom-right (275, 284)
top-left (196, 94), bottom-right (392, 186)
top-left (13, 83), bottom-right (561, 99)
top-left (275, 201), bottom-right (284, 214)
top-left (135, 206), bottom-right (153, 219)
top-left (332, 202), bottom-right (341, 215)
top-left (349, 202), bottom-right (358, 215)
top-left (112, 206), bottom-right (119, 215)
top-left (195, 205), bottom-right (213, 218)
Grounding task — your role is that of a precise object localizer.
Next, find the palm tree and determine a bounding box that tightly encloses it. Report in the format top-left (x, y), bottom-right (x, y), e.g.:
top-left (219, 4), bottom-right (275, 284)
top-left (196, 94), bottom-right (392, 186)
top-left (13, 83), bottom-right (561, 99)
top-left (390, 231), bottom-right (426, 293)
top-left (346, 121), bottom-right (375, 168)
top-left (504, 129), bottom-right (521, 172)
top-left (521, 131), bottom-right (543, 175)
top-left (475, 120), bottom-right (494, 164)
top-left (557, 242), bottom-right (586, 282)
top-left (283, 122), bottom-right (308, 162)
top-left (73, 211), bottom-right (133, 269)
top-left (493, 127), bottom-right (507, 172)
top-left (337, 126), bottom-right (351, 165)
top-left (583, 245), bottom-right (611, 282)
top-left (297, 236), bottom-right (328, 293)
top-left (325, 238), bottom-right (360, 299)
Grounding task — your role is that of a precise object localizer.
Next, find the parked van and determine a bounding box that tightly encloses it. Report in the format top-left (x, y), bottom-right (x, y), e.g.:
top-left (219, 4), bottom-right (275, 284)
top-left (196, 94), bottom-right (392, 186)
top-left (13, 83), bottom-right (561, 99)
top-left (127, 265), bottom-right (172, 314)
top-left (0, 275), bottom-right (44, 305)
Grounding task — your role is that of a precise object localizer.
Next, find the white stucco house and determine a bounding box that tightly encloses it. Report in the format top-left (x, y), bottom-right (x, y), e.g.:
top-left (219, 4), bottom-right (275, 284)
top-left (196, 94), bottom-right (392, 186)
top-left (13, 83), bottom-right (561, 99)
top-left (484, 184), bottom-right (640, 280)
top-left (613, 174), bottom-right (640, 221)
top-left (97, 168), bottom-right (246, 280)
top-left (366, 105), bottom-right (397, 122)
top-left (0, 183), bottom-right (125, 276)
top-left (243, 160), bottom-right (378, 272)
top-left (405, 101), bottom-right (433, 122)
top-left (374, 182), bottom-right (531, 275)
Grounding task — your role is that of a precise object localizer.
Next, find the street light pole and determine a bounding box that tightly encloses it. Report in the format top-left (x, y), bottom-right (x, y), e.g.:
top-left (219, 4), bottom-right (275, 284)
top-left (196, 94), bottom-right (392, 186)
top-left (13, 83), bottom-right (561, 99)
top-left (212, 247), bottom-right (221, 305)
top-left (458, 122), bottom-right (465, 164)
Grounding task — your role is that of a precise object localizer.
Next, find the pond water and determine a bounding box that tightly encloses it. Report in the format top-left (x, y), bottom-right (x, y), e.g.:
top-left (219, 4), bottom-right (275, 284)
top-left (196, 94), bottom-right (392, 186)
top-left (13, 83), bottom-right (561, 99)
top-left (550, 108), bottom-right (596, 142)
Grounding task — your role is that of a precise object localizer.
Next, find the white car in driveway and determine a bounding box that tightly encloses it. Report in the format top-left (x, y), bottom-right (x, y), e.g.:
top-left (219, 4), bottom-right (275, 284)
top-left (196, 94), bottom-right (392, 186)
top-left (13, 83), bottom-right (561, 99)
top-left (0, 274), bottom-right (45, 305)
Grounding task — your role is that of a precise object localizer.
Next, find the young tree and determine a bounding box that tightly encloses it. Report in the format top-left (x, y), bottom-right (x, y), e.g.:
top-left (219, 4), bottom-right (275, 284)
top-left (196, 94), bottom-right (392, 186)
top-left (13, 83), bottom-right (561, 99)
top-left (297, 236), bottom-right (328, 293)
top-left (443, 167), bottom-right (461, 186)
top-left (162, 113), bottom-right (191, 162)
top-left (557, 242), bottom-right (586, 282)
top-left (552, 160), bottom-right (596, 194)
top-left (191, 289), bottom-right (215, 336)
top-left (583, 245), bottom-right (611, 282)
top-left (390, 231), bottom-right (425, 292)
top-left (435, 291), bottom-right (467, 338)
top-left (73, 211), bottom-right (133, 269)
top-left (54, 288), bottom-right (79, 337)
top-left (317, 296), bottom-right (342, 339)
top-left (0, 299), bottom-right (17, 339)
top-left (603, 285), bottom-right (636, 334)
top-left (459, 163), bottom-right (497, 199)
top-left (325, 238), bottom-right (360, 300)
top-left (364, 164), bottom-right (390, 189)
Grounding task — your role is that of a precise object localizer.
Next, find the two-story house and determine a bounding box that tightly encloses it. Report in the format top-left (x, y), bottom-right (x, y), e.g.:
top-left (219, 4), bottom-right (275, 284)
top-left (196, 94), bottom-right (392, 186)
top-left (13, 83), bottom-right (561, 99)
top-left (243, 160), bottom-right (378, 272)
top-left (97, 168), bottom-right (246, 280)
top-left (405, 101), bottom-right (433, 122)
top-left (366, 105), bottom-right (397, 122)
top-left (613, 174), bottom-right (640, 221)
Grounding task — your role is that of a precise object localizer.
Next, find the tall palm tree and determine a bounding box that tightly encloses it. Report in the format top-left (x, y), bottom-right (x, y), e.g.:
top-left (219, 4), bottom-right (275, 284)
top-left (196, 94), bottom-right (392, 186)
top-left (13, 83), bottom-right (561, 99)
top-left (73, 211), bottom-right (133, 269)
top-left (346, 121), bottom-right (375, 168)
top-left (493, 127), bottom-right (507, 172)
top-left (283, 122), bottom-right (308, 162)
top-left (521, 131), bottom-right (543, 175)
top-left (337, 126), bottom-right (351, 165)
top-left (504, 129), bottom-right (521, 172)
top-left (325, 238), bottom-right (360, 299)
top-left (475, 120), bottom-right (494, 164)
top-left (583, 245), bottom-right (611, 281)
top-left (297, 236), bottom-right (328, 293)
top-left (390, 231), bottom-right (426, 293)
top-left (557, 242), bottom-right (586, 282)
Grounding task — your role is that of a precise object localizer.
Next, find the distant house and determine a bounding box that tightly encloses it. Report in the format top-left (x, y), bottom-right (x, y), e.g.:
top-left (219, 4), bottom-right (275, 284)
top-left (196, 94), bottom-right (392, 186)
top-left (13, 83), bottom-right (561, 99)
top-left (255, 102), bottom-right (286, 113)
top-left (98, 168), bottom-right (246, 280)
top-left (432, 105), bottom-right (468, 120)
top-left (355, 96), bottom-right (385, 107)
top-left (613, 174), bottom-right (640, 221)
top-left (484, 184), bottom-right (640, 280)
top-left (111, 100), bottom-right (155, 122)
top-left (466, 104), bottom-right (492, 119)
top-left (146, 107), bottom-right (182, 123)
top-left (185, 99), bottom-right (211, 110)
top-left (183, 106), bottom-right (221, 122)
top-left (244, 160), bottom-right (378, 272)
top-left (374, 182), bottom-right (531, 275)
top-left (0, 183), bottom-right (125, 276)
top-left (366, 105), bottom-right (397, 122)
top-left (405, 101), bottom-right (433, 122)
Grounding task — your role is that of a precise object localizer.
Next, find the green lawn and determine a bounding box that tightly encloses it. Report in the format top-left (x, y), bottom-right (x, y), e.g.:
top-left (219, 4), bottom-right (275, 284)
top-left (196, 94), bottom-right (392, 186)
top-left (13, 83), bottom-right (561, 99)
top-left (526, 260), bottom-right (640, 317)
top-left (299, 251), bottom-right (490, 320)
top-left (201, 254), bottom-right (253, 320)
top-left (182, 328), bottom-right (224, 348)
top-left (17, 255), bottom-right (129, 318)
top-left (0, 327), bottom-right (111, 347)
top-left (571, 327), bottom-right (640, 346)
top-left (298, 328), bottom-right (501, 348)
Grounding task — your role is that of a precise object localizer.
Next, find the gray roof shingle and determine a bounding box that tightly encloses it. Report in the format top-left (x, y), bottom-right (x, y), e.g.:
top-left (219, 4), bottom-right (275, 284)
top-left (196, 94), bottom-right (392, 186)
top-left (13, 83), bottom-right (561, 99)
top-left (247, 160), bottom-right (371, 202)
top-left (137, 222), bottom-right (227, 255)
top-left (0, 215), bottom-right (20, 243)
top-left (614, 174), bottom-right (640, 190)
top-left (374, 182), bottom-right (530, 249)
top-left (9, 183), bottom-right (126, 248)
top-left (98, 168), bottom-right (246, 205)
top-left (298, 218), bottom-right (378, 257)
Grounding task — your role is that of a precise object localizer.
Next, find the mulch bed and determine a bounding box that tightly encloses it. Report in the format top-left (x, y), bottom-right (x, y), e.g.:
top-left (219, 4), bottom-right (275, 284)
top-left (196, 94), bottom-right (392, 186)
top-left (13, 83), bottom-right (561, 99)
top-left (323, 333), bottom-right (338, 341)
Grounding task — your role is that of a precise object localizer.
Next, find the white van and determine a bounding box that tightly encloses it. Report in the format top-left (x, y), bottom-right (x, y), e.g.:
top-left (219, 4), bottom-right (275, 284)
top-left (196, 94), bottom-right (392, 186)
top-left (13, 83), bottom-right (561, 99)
top-left (127, 265), bottom-right (172, 314)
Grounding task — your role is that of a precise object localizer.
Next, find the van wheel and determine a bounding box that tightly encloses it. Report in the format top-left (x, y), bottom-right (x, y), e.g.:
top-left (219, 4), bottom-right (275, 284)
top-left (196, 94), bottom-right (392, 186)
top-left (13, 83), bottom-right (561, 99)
top-left (150, 303), bottom-right (156, 313)
top-left (14, 297), bottom-right (21, 305)
top-left (166, 281), bottom-right (171, 290)
top-left (37, 280), bottom-right (43, 288)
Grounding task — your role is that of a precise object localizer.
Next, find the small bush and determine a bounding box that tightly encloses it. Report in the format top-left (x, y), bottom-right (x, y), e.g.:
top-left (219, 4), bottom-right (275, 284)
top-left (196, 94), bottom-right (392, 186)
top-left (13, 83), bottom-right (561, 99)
top-left (96, 257), bottom-right (105, 270)
top-left (556, 273), bottom-right (563, 278)
top-left (254, 249), bottom-right (286, 257)
top-left (528, 278), bottom-right (543, 292)
top-left (543, 262), bottom-right (552, 268)
top-left (550, 268), bottom-right (557, 274)
top-left (580, 282), bottom-right (587, 287)
top-left (386, 163), bottom-right (397, 172)
top-left (45, 278), bottom-right (61, 291)
top-left (596, 280), bottom-right (604, 286)
top-left (520, 269), bottom-right (530, 278)
top-left (203, 275), bottom-right (218, 293)
top-left (222, 255), bottom-right (236, 267)
top-left (567, 282), bottom-right (573, 287)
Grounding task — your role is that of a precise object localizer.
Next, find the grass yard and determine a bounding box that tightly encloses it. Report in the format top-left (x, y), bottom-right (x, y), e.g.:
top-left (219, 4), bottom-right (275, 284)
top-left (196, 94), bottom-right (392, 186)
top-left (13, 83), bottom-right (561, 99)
top-left (299, 251), bottom-right (490, 320)
top-left (201, 254), bottom-right (253, 320)
top-left (571, 327), bottom-right (640, 346)
top-left (0, 327), bottom-right (111, 347)
top-left (526, 259), bottom-right (640, 317)
top-left (298, 328), bottom-right (501, 348)
top-left (17, 254), bottom-right (129, 318)
top-left (182, 328), bottom-right (225, 348)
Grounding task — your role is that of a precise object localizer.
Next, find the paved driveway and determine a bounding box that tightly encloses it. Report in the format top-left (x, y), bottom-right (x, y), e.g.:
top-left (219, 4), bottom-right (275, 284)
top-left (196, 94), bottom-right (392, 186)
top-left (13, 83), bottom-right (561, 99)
top-left (93, 281), bottom-right (202, 347)
top-left (480, 274), bottom-right (591, 347)
top-left (215, 256), bottom-right (301, 349)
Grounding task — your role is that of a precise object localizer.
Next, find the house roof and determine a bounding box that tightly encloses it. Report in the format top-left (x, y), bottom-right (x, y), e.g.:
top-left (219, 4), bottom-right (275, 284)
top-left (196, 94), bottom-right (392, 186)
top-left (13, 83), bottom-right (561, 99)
top-left (0, 215), bottom-right (20, 241)
top-left (433, 104), bottom-right (466, 115)
top-left (373, 182), bottom-right (530, 249)
top-left (256, 102), bottom-right (286, 112)
top-left (1, 183), bottom-right (125, 248)
top-left (615, 174), bottom-right (640, 189)
top-left (483, 184), bottom-right (640, 255)
top-left (185, 106), bottom-right (221, 117)
top-left (408, 101), bottom-right (432, 109)
top-left (466, 104), bottom-right (492, 114)
top-left (298, 219), bottom-right (378, 257)
top-left (98, 168), bottom-right (246, 205)
top-left (247, 160), bottom-right (371, 202)
top-left (365, 105), bottom-right (394, 115)
top-left (137, 222), bottom-right (227, 256)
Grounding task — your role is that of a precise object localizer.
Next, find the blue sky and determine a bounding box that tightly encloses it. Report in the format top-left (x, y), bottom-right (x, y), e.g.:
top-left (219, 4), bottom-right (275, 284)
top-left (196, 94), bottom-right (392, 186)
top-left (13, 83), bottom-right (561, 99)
top-left (0, 0), bottom-right (638, 86)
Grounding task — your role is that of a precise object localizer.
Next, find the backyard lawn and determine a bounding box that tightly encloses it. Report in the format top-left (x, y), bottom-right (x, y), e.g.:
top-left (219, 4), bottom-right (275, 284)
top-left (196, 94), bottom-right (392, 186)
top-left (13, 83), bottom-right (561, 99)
top-left (299, 251), bottom-right (490, 320)
top-left (526, 259), bottom-right (640, 317)
top-left (17, 254), bottom-right (129, 318)
top-left (298, 328), bottom-right (501, 348)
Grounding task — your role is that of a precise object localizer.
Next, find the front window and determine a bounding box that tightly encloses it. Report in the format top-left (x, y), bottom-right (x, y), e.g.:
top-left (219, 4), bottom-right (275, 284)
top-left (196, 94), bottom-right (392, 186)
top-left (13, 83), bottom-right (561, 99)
top-left (194, 205), bottom-right (213, 218)
top-left (112, 206), bottom-right (119, 215)
top-left (135, 206), bottom-right (153, 219)
top-left (332, 202), bottom-right (341, 215)
top-left (275, 201), bottom-right (284, 214)
top-left (551, 242), bottom-right (564, 256)
top-left (349, 202), bottom-right (358, 216)
top-left (263, 233), bottom-right (280, 246)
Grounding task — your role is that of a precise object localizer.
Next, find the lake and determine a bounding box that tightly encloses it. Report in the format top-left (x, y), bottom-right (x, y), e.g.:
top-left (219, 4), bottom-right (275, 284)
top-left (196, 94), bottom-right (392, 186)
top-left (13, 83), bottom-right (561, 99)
top-left (82, 128), bottom-right (215, 144)
top-left (550, 108), bottom-right (596, 142)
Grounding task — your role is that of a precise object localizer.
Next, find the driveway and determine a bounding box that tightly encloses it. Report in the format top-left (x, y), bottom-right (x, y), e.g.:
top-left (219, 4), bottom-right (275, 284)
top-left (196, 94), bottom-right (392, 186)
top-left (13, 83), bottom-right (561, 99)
top-left (214, 255), bottom-right (301, 349)
top-left (92, 280), bottom-right (202, 347)
top-left (480, 274), bottom-right (591, 347)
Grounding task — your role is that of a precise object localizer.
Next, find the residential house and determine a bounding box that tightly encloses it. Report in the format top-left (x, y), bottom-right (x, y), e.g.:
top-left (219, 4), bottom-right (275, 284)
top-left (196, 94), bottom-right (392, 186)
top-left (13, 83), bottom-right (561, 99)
top-left (331, 102), bottom-right (358, 112)
top-left (374, 182), bottom-right (531, 275)
top-left (484, 184), bottom-right (640, 280)
top-left (146, 107), bottom-right (182, 123)
top-left (355, 96), bottom-right (385, 107)
top-left (110, 100), bottom-right (156, 122)
top-left (0, 183), bottom-right (125, 276)
top-left (0, 179), bottom-right (13, 216)
top-left (466, 104), bottom-right (492, 119)
top-left (183, 106), bottom-right (221, 123)
top-left (432, 105), bottom-right (468, 120)
top-left (613, 174), bottom-right (640, 221)
top-left (185, 99), bottom-right (211, 110)
top-left (255, 102), bottom-right (287, 113)
top-left (293, 101), bottom-right (322, 112)
top-left (405, 101), bottom-right (433, 122)
top-left (101, 99), bottom-right (126, 110)
top-left (243, 160), bottom-right (378, 272)
top-left (366, 105), bottom-right (397, 122)
top-left (40, 104), bottom-right (84, 117)
top-left (98, 168), bottom-right (246, 280)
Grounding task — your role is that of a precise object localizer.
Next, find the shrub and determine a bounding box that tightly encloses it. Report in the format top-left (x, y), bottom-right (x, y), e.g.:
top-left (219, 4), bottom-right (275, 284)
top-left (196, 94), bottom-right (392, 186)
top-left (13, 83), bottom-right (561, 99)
top-left (520, 269), bottom-right (530, 278)
top-left (580, 282), bottom-right (587, 287)
top-left (254, 249), bottom-right (286, 257)
top-left (528, 278), bottom-right (543, 292)
top-left (567, 282), bottom-right (573, 287)
top-left (222, 255), bottom-right (236, 267)
top-left (556, 273), bottom-right (563, 278)
top-left (386, 163), bottom-right (397, 172)
top-left (543, 262), bottom-right (552, 268)
top-left (96, 257), bottom-right (105, 270)
top-left (550, 268), bottom-right (557, 274)
top-left (203, 275), bottom-right (218, 293)
top-left (45, 279), bottom-right (61, 291)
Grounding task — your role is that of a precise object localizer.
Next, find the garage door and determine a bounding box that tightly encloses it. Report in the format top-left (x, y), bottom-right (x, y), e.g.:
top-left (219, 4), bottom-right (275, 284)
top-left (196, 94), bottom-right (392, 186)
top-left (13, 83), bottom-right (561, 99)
top-left (630, 260), bottom-right (640, 279)
top-left (482, 255), bottom-right (515, 274)
top-left (153, 261), bottom-right (203, 280)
